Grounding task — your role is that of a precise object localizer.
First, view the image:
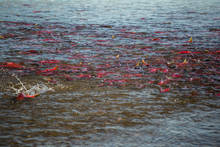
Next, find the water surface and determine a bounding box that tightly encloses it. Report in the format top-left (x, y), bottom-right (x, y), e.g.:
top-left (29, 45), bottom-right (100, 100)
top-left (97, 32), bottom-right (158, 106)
top-left (0, 0), bottom-right (220, 146)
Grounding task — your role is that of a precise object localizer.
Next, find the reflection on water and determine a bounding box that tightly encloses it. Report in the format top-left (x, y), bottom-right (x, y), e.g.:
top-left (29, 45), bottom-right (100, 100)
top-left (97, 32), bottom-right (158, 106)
top-left (0, 0), bottom-right (220, 146)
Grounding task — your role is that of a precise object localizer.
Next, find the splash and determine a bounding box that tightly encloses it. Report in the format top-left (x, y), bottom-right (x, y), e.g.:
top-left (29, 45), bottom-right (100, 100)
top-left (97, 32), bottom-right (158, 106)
top-left (0, 68), bottom-right (53, 100)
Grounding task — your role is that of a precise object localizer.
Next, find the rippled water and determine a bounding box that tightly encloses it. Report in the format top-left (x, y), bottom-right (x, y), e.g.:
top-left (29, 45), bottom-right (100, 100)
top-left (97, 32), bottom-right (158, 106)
top-left (0, 0), bottom-right (220, 146)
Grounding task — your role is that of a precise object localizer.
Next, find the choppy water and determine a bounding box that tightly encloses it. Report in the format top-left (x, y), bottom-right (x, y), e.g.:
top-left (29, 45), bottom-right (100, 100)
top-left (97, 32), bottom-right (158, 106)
top-left (0, 0), bottom-right (220, 146)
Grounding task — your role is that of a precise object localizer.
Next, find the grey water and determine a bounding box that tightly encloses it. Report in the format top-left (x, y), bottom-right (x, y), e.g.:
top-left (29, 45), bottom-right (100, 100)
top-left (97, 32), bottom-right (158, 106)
top-left (0, 0), bottom-right (220, 146)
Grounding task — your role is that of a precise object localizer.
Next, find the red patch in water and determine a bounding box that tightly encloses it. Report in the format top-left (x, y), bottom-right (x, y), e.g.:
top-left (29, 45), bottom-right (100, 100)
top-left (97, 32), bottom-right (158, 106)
top-left (16, 93), bottom-right (38, 100)
top-left (149, 68), bottom-right (159, 73)
top-left (158, 80), bottom-right (169, 86)
top-left (21, 50), bottom-right (39, 55)
top-left (172, 73), bottom-right (182, 78)
top-left (147, 80), bottom-right (154, 84)
top-left (178, 51), bottom-right (192, 54)
top-left (1, 62), bottom-right (24, 69)
top-left (96, 71), bottom-right (111, 78)
top-left (160, 88), bottom-right (170, 93)
top-left (76, 74), bottom-right (92, 78)
top-left (154, 31), bottom-right (166, 34)
top-left (152, 38), bottom-right (160, 41)
top-left (16, 93), bottom-right (25, 100)
top-left (96, 40), bottom-right (108, 42)
top-left (39, 66), bottom-right (58, 73)
top-left (160, 68), bottom-right (169, 73)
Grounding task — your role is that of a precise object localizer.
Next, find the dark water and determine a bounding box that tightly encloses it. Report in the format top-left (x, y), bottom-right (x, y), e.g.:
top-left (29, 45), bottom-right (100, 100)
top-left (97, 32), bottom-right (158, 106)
top-left (0, 0), bottom-right (220, 146)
